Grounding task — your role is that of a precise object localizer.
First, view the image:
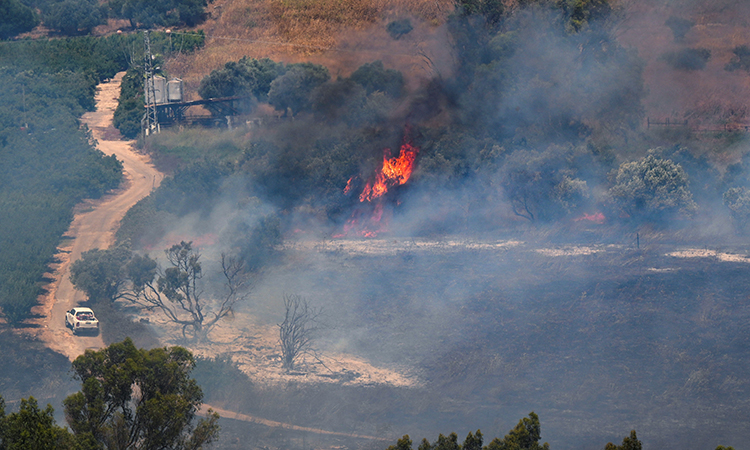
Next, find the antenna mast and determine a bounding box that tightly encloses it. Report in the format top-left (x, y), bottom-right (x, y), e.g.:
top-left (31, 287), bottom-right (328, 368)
top-left (143, 30), bottom-right (159, 137)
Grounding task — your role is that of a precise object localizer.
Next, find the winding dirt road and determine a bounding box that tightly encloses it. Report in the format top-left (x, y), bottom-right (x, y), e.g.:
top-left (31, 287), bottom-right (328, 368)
top-left (33, 73), bottom-right (164, 360)
top-left (28, 75), bottom-right (392, 441)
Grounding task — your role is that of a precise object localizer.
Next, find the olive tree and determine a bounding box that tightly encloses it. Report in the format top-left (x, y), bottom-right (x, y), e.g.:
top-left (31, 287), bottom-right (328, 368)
top-left (609, 154), bottom-right (697, 222)
top-left (499, 147), bottom-right (590, 223)
top-left (268, 63), bottom-right (330, 117)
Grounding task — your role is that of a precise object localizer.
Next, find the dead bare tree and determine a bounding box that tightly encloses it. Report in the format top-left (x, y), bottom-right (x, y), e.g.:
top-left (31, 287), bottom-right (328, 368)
top-left (127, 241), bottom-right (250, 341)
top-left (278, 294), bottom-right (322, 372)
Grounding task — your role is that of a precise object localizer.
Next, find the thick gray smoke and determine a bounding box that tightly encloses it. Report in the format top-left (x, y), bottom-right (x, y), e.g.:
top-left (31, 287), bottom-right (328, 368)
top-left (135, 2), bottom-right (750, 449)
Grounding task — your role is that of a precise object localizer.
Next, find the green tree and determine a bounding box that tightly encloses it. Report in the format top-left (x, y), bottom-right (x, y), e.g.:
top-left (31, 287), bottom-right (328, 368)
top-left (112, 96), bottom-right (144, 139)
top-left (43, 0), bottom-right (105, 36)
top-left (725, 45), bottom-right (750, 72)
top-left (349, 60), bottom-right (405, 98)
top-left (454, 0), bottom-right (505, 27)
top-left (499, 147), bottom-right (590, 223)
top-left (603, 430), bottom-right (641, 450)
top-left (0, 0), bottom-right (38, 39)
top-left (387, 435), bottom-right (414, 450)
top-left (609, 153), bottom-right (697, 221)
top-left (463, 430), bottom-right (483, 450)
top-left (107, 0), bottom-right (207, 29)
top-left (660, 48), bottom-right (711, 71)
top-left (396, 416), bottom-right (542, 450)
top-left (63, 338), bottom-right (220, 449)
top-left (268, 62), bottom-right (330, 116)
top-left (70, 245), bottom-right (133, 303)
top-left (486, 412), bottom-right (549, 450)
top-left (198, 57), bottom-right (284, 101)
top-left (0, 396), bottom-right (76, 450)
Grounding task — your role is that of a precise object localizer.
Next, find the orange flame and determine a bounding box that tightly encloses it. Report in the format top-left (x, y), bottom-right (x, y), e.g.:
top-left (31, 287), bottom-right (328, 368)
top-left (359, 142), bottom-right (419, 202)
top-left (343, 177), bottom-right (355, 195)
top-left (337, 138), bottom-right (419, 238)
top-left (574, 212), bottom-right (606, 224)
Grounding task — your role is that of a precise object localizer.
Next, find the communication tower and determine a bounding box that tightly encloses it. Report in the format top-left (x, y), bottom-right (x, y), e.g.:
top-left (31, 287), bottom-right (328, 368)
top-left (143, 31), bottom-right (160, 136)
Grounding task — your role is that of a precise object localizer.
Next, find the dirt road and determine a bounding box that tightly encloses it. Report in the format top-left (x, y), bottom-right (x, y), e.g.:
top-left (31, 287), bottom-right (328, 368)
top-left (33, 73), bottom-right (164, 360)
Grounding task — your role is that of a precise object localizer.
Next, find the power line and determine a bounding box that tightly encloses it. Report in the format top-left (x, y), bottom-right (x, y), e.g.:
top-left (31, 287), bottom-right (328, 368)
top-left (143, 30), bottom-right (160, 137)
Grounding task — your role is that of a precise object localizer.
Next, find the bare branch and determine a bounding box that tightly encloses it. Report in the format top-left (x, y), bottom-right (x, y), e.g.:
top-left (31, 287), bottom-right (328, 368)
top-left (278, 294), bottom-right (322, 372)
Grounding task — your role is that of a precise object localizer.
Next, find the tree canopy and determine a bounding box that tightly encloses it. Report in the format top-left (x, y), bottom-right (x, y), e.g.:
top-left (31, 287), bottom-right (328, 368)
top-left (0, 396), bottom-right (76, 450)
top-left (63, 338), bottom-right (220, 449)
top-left (106, 0), bottom-right (207, 28)
top-left (609, 154), bottom-right (697, 221)
top-left (386, 413), bottom-right (548, 450)
top-left (267, 62), bottom-right (331, 117)
top-left (42, 0), bottom-right (105, 36)
top-left (0, 0), bottom-right (38, 39)
top-left (603, 430), bottom-right (641, 450)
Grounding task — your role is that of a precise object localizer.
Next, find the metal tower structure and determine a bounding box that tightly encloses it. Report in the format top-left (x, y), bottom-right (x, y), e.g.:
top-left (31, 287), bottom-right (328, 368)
top-left (143, 31), bottom-right (160, 136)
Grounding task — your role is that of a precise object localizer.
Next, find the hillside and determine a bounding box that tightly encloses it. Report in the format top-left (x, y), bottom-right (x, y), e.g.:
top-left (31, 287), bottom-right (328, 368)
top-left (158, 0), bottom-right (750, 137)
top-left (618, 0), bottom-right (750, 132)
top-left (165, 0), bottom-right (454, 98)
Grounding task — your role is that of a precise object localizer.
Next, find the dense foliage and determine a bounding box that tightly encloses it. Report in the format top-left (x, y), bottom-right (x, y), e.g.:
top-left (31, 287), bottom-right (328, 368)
top-left (41, 0), bottom-right (106, 35)
top-left (0, 396), bottom-right (76, 449)
top-left (0, 32), bottom-right (202, 324)
top-left (0, 69), bottom-right (122, 325)
top-left (106, 0), bottom-right (208, 28)
top-left (0, 0), bottom-right (38, 39)
top-left (0, 340), bottom-right (219, 449)
top-left (64, 338), bottom-right (219, 448)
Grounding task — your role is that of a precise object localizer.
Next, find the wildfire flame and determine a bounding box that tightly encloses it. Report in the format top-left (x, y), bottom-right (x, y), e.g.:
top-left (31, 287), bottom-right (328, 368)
top-left (574, 212), bottom-right (606, 224)
top-left (337, 138), bottom-right (419, 238)
top-left (359, 142), bottom-right (419, 202)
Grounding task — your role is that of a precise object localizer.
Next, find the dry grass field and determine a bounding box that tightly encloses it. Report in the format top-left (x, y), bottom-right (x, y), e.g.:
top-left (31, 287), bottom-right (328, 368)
top-left (165, 0), bottom-right (455, 98)
top-left (617, 0), bottom-right (750, 128)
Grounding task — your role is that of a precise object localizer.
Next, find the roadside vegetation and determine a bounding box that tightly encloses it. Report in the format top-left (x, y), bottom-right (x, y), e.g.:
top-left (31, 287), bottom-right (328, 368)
top-left (0, 30), bottom-right (203, 407)
top-left (0, 31), bottom-right (204, 326)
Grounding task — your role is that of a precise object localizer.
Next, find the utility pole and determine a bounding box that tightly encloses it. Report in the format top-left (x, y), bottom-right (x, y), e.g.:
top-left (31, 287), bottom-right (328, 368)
top-left (143, 30), bottom-right (159, 137)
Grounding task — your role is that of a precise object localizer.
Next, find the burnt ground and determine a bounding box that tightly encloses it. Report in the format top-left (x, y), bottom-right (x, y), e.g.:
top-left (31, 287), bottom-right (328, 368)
top-left (199, 236), bottom-right (750, 450)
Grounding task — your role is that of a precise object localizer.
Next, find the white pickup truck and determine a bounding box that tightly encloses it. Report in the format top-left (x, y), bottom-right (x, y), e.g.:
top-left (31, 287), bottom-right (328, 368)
top-left (65, 307), bottom-right (99, 335)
